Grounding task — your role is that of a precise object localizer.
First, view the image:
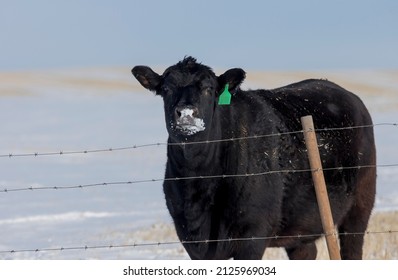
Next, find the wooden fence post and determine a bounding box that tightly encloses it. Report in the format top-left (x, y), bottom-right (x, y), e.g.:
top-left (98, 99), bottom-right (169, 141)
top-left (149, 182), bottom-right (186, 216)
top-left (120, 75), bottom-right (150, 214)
top-left (301, 115), bottom-right (341, 260)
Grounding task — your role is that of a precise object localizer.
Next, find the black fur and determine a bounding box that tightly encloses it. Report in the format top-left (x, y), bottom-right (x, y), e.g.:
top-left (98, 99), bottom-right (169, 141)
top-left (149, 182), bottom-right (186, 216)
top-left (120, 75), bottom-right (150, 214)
top-left (131, 56), bottom-right (376, 260)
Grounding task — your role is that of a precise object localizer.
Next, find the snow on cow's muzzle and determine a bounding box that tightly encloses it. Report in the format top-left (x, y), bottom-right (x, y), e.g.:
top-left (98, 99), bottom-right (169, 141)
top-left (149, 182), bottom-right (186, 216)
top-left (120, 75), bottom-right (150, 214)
top-left (174, 106), bottom-right (205, 136)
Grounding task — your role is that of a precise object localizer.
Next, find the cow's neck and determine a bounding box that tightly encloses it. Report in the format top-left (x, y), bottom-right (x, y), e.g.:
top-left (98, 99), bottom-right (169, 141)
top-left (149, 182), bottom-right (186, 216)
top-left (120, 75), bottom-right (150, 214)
top-left (167, 137), bottom-right (222, 173)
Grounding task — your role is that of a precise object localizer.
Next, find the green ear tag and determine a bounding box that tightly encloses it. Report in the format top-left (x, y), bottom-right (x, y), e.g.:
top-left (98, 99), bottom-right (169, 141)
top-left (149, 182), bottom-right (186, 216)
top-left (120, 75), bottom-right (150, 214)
top-left (218, 83), bottom-right (232, 105)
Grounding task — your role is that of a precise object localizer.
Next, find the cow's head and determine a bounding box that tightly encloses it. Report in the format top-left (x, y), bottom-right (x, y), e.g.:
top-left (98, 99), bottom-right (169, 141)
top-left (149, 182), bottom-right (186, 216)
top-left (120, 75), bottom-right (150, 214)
top-left (132, 57), bottom-right (245, 141)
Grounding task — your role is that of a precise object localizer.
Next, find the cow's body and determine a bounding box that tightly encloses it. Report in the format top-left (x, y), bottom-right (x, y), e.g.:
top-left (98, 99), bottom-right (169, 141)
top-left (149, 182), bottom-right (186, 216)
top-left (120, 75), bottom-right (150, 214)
top-left (132, 57), bottom-right (376, 260)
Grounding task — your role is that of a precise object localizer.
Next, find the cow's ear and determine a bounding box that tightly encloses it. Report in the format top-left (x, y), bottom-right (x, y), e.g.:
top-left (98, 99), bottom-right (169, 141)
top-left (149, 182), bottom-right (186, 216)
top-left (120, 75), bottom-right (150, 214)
top-left (218, 68), bottom-right (246, 92)
top-left (131, 66), bottom-right (161, 92)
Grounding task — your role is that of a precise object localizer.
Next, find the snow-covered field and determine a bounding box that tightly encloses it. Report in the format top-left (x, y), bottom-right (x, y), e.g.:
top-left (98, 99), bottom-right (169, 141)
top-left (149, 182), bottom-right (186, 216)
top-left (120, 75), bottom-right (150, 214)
top-left (0, 68), bottom-right (397, 259)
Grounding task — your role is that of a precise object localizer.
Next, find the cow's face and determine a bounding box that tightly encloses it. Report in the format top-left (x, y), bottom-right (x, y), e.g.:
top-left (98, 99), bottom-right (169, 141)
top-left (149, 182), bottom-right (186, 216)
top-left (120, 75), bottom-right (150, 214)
top-left (132, 57), bottom-right (245, 141)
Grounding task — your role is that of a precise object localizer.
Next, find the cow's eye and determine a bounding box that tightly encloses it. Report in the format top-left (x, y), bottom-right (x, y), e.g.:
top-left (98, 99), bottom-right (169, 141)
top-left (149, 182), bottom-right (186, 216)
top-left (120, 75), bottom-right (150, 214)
top-left (203, 87), bottom-right (213, 95)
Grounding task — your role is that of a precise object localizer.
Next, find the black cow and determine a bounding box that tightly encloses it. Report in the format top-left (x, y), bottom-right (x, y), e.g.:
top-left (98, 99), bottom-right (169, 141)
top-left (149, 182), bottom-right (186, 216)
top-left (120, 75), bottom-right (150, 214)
top-left (131, 57), bottom-right (376, 260)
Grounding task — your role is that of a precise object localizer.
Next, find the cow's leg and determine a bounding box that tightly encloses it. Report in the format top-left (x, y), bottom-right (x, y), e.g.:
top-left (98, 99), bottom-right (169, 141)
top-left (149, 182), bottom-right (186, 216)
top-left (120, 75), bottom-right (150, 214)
top-left (285, 242), bottom-right (317, 260)
top-left (338, 203), bottom-right (373, 259)
top-left (338, 169), bottom-right (376, 260)
top-left (233, 239), bottom-right (267, 260)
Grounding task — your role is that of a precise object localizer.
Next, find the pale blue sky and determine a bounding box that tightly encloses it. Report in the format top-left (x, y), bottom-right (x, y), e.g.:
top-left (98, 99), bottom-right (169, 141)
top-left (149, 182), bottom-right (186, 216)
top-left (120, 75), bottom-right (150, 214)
top-left (1, 0), bottom-right (397, 71)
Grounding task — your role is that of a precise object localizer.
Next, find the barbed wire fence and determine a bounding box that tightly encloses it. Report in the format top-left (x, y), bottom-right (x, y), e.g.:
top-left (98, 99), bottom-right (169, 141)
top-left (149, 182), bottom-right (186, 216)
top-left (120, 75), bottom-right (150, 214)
top-left (0, 122), bottom-right (398, 257)
top-left (1, 163), bottom-right (398, 194)
top-left (1, 230), bottom-right (397, 255)
top-left (1, 123), bottom-right (396, 159)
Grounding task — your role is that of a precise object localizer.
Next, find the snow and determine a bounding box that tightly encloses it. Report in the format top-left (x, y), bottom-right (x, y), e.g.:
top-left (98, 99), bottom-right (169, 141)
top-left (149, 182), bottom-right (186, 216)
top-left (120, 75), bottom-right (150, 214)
top-left (0, 68), bottom-right (397, 260)
top-left (176, 108), bottom-right (206, 135)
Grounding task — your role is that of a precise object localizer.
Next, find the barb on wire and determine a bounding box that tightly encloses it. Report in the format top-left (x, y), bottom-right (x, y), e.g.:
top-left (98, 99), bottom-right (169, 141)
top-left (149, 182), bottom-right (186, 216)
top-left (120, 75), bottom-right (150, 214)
top-left (0, 123), bottom-right (396, 159)
top-left (1, 163), bottom-right (398, 194)
top-left (1, 230), bottom-right (397, 255)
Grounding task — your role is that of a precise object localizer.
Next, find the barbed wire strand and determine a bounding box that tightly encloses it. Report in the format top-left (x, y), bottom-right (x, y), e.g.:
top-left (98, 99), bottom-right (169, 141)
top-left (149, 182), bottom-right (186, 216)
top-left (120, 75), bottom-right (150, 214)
top-left (1, 163), bottom-right (398, 193)
top-left (0, 123), bottom-right (396, 159)
top-left (1, 230), bottom-right (397, 255)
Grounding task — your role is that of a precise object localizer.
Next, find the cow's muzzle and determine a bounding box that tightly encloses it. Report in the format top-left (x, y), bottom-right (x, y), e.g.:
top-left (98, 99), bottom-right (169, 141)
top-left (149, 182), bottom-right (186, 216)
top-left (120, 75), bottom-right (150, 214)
top-left (174, 106), bottom-right (205, 136)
